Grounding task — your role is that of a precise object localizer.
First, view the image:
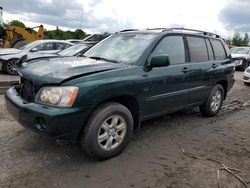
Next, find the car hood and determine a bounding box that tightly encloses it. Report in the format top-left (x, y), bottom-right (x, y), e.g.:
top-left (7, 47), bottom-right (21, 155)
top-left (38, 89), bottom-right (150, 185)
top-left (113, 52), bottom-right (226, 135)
top-left (0, 51), bottom-right (26, 60)
top-left (19, 57), bottom-right (129, 86)
top-left (231, 53), bottom-right (249, 59)
top-left (26, 52), bottom-right (59, 62)
top-left (0, 48), bottom-right (21, 56)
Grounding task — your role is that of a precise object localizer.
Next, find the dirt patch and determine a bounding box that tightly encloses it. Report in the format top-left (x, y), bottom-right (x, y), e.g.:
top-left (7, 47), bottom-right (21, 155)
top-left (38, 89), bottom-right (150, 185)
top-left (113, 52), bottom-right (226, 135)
top-left (0, 71), bottom-right (250, 188)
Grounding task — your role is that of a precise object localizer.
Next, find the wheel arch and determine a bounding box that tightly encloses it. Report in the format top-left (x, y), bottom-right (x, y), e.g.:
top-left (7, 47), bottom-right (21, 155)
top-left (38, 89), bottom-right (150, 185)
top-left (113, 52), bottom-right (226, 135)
top-left (216, 80), bottom-right (228, 99)
top-left (2, 58), bottom-right (19, 72)
top-left (77, 95), bottom-right (141, 141)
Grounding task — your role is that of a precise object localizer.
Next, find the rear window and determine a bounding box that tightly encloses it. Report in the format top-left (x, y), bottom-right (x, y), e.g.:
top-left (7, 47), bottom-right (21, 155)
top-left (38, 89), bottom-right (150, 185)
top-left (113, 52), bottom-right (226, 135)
top-left (210, 39), bottom-right (226, 60)
top-left (187, 36), bottom-right (208, 62)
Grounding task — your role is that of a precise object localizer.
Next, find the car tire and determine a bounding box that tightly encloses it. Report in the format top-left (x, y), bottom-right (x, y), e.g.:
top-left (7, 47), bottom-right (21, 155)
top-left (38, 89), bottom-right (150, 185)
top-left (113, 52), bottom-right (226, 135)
top-left (200, 84), bottom-right (224, 117)
top-left (244, 82), bottom-right (250, 86)
top-left (4, 59), bottom-right (19, 75)
top-left (81, 102), bottom-right (134, 160)
top-left (240, 61), bottom-right (250, 71)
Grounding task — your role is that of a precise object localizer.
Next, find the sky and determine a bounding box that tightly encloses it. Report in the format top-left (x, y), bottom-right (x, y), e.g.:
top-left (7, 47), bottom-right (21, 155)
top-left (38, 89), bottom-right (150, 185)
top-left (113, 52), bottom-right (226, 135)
top-left (1, 0), bottom-right (249, 38)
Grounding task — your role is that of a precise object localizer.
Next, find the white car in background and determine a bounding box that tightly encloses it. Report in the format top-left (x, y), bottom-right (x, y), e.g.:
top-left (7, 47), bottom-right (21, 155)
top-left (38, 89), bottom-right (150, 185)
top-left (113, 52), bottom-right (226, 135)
top-left (243, 67), bottom-right (250, 85)
top-left (231, 47), bottom-right (250, 71)
top-left (0, 40), bottom-right (73, 74)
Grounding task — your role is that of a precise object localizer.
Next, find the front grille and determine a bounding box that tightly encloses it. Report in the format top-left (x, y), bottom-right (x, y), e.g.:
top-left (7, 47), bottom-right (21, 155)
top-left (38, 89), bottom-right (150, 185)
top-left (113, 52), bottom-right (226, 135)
top-left (19, 78), bottom-right (38, 102)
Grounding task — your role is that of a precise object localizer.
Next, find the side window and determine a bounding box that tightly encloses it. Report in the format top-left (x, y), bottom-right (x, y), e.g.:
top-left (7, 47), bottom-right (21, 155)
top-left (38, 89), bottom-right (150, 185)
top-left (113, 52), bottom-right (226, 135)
top-left (222, 40), bottom-right (230, 57)
top-left (56, 43), bottom-right (71, 51)
top-left (36, 43), bottom-right (55, 51)
top-left (210, 39), bottom-right (226, 60)
top-left (187, 36), bottom-right (208, 62)
top-left (152, 36), bottom-right (186, 65)
top-left (205, 38), bottom-right (214, 61)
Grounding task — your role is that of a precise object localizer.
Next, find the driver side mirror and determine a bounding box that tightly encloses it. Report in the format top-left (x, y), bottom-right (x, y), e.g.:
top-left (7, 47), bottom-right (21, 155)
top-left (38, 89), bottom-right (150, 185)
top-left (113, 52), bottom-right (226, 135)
top-left (149, 54), bottom-right (170, 68)
top-left (30, 47), bottom-right (38, 52)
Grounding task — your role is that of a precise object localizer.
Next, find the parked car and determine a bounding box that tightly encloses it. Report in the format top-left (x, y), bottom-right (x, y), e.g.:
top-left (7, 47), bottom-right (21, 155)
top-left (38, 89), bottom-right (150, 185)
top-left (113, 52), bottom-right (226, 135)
top-left (0, 48), bottom-right (21, 56)
top-left (243, 67), bottom-right (250, 85)
top-left (21, 43), bottom-right (94, 64)
top-left (5, 28), bottom-right (235, 160)
top-left (0, 40), bottom-right (73, 74)
top-left (231, 47), bottom-right (250, 71)
top-left (66, 39), bottom-right (82, 44)
top-left (81, 33), bottom-right (110, 44)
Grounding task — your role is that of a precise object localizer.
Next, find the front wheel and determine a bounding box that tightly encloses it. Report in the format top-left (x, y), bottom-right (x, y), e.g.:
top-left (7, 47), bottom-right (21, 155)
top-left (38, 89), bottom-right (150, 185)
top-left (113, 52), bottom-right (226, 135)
top-left (200, 84), bottom-right (224, 117)
top-left (81, 102), bottom-right (134, 160)
top-left (4, 59), bottom-right (19, 75)
top-left (240, 61), bottom-right (250, 71)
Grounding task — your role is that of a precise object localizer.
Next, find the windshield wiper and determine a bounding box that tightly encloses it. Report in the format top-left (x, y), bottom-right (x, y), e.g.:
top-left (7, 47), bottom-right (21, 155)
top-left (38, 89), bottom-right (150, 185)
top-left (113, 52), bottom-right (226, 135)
top-left (89, 56), bottom-right (120, 63)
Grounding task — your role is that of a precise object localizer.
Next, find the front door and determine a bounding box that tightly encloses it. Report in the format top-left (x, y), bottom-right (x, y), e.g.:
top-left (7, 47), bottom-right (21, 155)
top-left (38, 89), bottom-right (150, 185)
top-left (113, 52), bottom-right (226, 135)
top-left (141, 35), bottom-right (191, 119)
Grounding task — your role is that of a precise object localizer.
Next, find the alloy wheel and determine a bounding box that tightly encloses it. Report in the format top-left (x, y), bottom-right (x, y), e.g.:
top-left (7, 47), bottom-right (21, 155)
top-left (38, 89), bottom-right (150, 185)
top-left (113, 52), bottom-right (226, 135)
top-left (6, 60), bottom-right (19, 74)
top-left (210, 90), bottom-right (222, 112)
top-left (97, 115), bottom-right (127, 151)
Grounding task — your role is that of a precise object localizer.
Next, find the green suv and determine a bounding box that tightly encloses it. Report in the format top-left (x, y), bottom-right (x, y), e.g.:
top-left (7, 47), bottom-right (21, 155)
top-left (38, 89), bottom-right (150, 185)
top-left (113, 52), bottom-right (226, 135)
top-left (5, 28), bottom-right (235, 160)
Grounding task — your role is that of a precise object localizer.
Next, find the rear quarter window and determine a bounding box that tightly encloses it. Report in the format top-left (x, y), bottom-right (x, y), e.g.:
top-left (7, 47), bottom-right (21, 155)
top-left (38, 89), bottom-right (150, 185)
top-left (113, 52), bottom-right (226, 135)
top-left (186, 36), bottom-right (208, 62)
top-left (210, 39), bottom-right (226, 60)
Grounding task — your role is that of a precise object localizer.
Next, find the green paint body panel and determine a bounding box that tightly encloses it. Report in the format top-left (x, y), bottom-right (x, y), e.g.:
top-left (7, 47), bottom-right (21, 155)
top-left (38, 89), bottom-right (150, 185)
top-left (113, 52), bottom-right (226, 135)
top-left (5, 31), bottom-right (235, 139)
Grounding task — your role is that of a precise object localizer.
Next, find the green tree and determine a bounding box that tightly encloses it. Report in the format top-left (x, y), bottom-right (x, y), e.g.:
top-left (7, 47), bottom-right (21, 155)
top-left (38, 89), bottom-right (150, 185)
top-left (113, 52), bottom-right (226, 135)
top-left (8, 20), bottom-right (25, 28)
top-left (44, 27), bottom-right (88, 40)
top-left (232, 31), bottom-right (242, 46)
top-left (242, 33), bottom-right (249, 46)
top-left (74, 29), bottom-right (86, 39)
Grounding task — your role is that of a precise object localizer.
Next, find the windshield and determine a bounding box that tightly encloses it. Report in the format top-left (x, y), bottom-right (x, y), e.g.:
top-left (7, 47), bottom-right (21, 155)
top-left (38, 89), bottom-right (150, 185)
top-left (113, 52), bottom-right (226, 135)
top-left (19, 40), bottom-right (42, 50)
top-left (231, 47), bottom-right (250, 54)
top-left (58, 44), bottom-right (89, 56)
top-left (84, 33), bottom-right (156, 64)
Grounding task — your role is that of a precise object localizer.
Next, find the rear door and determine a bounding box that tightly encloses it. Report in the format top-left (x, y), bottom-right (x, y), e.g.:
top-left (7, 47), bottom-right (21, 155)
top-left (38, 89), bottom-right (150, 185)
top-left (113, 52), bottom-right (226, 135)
top-left (142, 35), bottom-right (191, 118)
top-left (55, 43), bottom-right (72, 53)
top-left (187, 36), bottom-right (228, 104)
top-left (35, 42), bottom-right (57, 53)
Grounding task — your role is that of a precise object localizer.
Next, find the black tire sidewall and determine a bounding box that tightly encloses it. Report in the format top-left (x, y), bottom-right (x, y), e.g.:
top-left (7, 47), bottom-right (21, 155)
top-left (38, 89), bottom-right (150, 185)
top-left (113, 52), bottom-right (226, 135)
top-left (81, 102), bottom-right (134, 160)
top-left (200, 84), bottom-right (224, 117)
top-left (244, 62), bottom-right (248, 71)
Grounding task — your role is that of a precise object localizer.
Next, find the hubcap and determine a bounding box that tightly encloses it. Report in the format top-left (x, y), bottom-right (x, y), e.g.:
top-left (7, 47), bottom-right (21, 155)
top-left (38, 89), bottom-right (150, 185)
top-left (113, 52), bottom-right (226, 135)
top-left (6, 60), bottom-right (19, 74)
top-left (211, 90), bottom-right (222, 112)
top-left (97, 115), bottom-right (127, 151)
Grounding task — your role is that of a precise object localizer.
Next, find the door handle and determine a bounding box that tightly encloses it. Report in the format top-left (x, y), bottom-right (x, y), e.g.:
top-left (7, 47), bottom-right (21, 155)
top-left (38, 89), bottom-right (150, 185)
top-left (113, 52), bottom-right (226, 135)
top-left (211, 64), bottom-right (217, 69)
top-left (182, 67), bottom-right (189, 73)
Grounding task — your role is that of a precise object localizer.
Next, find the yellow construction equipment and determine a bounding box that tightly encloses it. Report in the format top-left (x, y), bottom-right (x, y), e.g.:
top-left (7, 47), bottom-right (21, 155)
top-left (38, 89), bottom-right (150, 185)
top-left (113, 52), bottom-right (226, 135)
top-left (3, 25), bottom-right (45, 48)
top-left (0, 7), bottom-right (45, 48)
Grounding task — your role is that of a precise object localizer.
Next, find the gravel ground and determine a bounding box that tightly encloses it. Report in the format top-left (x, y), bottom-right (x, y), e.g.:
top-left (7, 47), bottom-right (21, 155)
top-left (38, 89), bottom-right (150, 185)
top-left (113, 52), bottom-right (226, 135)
top-left (0, 71), bottom-right (250, 188)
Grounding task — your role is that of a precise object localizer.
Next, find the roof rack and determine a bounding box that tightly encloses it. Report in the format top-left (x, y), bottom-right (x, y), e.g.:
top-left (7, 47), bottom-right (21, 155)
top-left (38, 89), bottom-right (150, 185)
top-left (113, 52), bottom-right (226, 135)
top-left (163, 28), bottom-right (221, 38)
top-left (146, 28), bottom-right (166, 31)
top-left (119, 29), bottom-right (139, 32)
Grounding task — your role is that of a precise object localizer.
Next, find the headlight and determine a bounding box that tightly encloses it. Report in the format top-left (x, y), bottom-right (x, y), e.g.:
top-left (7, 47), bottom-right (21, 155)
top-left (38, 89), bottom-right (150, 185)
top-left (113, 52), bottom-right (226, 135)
top-left (36, 86), bottom-right (79, 107)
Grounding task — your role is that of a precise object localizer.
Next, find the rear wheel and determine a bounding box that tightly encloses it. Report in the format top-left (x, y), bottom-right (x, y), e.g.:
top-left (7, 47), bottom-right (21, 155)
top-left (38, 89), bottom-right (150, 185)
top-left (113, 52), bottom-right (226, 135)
top-left (200, 84), bottom-right (224, 117)
top-left (81, 102), bottom-right (134, 160)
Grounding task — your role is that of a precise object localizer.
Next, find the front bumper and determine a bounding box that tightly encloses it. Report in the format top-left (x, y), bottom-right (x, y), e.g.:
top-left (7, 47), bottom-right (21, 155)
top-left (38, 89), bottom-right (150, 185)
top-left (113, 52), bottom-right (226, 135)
top-left (243, 71), bottom-right (250, 83)
top-left (5, 87), bottom-right (91, 139)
